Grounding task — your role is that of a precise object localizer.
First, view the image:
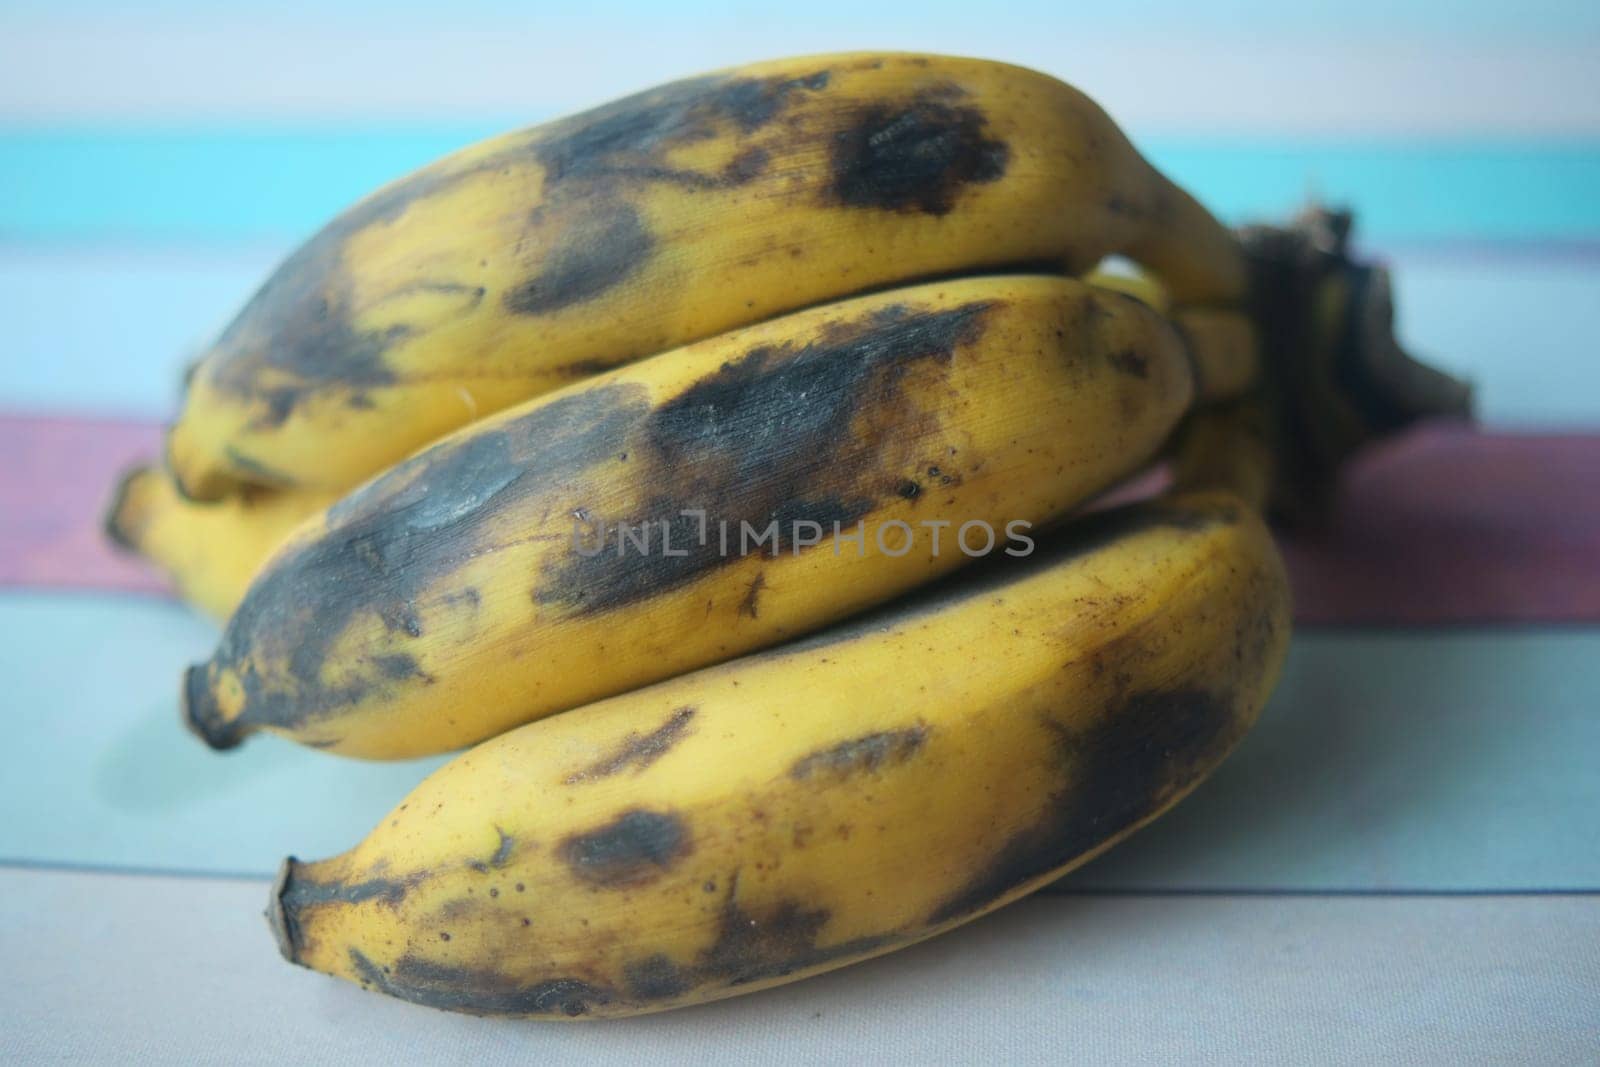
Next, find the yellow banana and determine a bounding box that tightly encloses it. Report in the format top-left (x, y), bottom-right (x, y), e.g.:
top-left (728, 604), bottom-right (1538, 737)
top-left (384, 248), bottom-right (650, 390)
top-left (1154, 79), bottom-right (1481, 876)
top-left (166, 51), bottom-right (1244, 500)
top-left (104, 466), bottom-right (339, 620)
top-left (268, 488), bottom-right (1289, 1018)
top-left (181, 273), bottom-right (1256, 759)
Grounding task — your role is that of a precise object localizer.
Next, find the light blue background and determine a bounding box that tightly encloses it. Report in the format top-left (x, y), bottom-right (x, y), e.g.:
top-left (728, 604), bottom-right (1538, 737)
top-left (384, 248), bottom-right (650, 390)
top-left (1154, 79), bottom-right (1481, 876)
top-left (1, 0), bottom-right (1598, 895)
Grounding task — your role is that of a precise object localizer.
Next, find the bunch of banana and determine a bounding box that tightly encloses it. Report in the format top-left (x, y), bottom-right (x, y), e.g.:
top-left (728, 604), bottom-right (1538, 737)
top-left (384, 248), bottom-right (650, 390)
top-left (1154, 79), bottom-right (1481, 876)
top-left (103, 51), bottom-right (1469, 1018)
top-left (269, 486), bottom-right (1290, 1018)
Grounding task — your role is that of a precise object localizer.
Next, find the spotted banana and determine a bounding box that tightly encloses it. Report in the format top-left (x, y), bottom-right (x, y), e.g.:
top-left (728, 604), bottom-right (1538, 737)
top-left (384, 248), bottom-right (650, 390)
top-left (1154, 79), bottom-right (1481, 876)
top-left (267, 487), bottom-right (1289, 1017)
top-left (183, 273), bottom-right (1257, 758)
top-left (165, 51), bottom-right (1245, 500)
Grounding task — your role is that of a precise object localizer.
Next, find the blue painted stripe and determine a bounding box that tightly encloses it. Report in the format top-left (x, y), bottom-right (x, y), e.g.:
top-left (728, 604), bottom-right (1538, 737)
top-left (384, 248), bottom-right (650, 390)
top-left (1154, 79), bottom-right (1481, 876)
top-left (1144, 140), bottom-right (1600, 243)
top-left (0, 126), bottom-right (505, 242)
top-left (3, 129), bottom-right (1598, 242)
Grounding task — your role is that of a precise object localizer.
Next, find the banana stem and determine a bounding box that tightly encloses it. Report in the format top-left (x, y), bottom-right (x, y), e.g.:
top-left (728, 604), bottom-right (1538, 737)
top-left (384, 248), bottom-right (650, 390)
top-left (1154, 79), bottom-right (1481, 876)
top-left (1233, 207), bottom-right (1474, 524)
top-left (1175, 307), bottom-right (1259, 406)
top-left (1124, 177), bottom-right (1250, 305)
top-left (1169, 398), bottom-right (1277, 513)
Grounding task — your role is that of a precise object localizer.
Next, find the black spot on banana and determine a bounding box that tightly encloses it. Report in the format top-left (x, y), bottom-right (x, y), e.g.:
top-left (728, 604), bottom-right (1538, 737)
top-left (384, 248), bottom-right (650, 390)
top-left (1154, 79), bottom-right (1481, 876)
top-left (166, 52), bottom-right (1245, 500)
top-left (789, 725), bottom-right (929, 780)
top-left (182, 274), bottom-right (1202, 758)
top-left (565, 706), bottom-right (697, 783)
top-left (266, 490), bottom-right (1291, 1018)
top-left (829, 89), bottom-right (1009, 214)
top-left (559, 810), bottom-right (693, 888)
top-left (927, 689), bottom-right (1236, 923)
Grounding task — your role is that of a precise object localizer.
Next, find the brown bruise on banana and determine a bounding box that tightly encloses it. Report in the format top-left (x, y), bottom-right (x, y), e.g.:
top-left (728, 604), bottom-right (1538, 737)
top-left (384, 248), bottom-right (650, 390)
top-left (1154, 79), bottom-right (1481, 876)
top-left (827, 85), bottom-right (1008, 215)
top-left (196, 170), bottom-right (445, 431)
top-left (558, 809), bottom-right (692, 887)
top-left (270, 860), bottom-right (416, 961)
top-left (182, 382), bottom-right (652, 748)
top-left (193, 60), bottom-right (1027, 443)
top-left (534, 300), bottom-right (995, 614)
top-left (466, 828), bottom-right (517, 873)
top-left (789, 724), bottom-right (928, 780)
top-left (185, 299), bottom-right (999, 747)
top-left (916, 504), bottom-right (1291, 938)
top-left (738, 573), bottom-right (767, 619)
top-left (196, 69), bottom-right (832, 427)
top-left (612, 873), bottom-right (898, 998)
top-left (346, 949), bottom-right (611, 1017)
top-left (329, 873), bottom-right (896, 1017)
top-left (564, 706), bottom-right (697, 783)
top-left (500, 71), bottom-right (833, 316)
top-left (927, 689), bottom-right (1241, 923)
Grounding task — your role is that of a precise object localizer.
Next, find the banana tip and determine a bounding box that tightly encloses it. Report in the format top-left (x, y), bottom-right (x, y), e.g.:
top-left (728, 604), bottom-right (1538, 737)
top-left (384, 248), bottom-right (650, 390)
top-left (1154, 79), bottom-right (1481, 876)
top-left (163, 422), bottom-right (233, 503)
top-left (181, 664), bottom-right (246, 751)
top-left (266, 857), bottom-right (301, 964)
top-left (102, 466), bottom-right (149, 553)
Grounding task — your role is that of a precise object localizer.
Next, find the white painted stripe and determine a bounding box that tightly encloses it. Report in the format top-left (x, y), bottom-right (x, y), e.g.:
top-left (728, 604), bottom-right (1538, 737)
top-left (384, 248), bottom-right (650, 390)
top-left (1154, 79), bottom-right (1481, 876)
top-left (2, 16), bottom-right (1598, 134)
top-left (3, 866), bottom-right (1595, 1057)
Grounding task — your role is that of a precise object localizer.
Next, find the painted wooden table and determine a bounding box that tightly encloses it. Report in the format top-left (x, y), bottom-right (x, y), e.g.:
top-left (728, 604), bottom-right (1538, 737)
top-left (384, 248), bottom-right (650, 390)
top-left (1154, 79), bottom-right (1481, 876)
top-left (2, 2), bottom-right (1598, 1060)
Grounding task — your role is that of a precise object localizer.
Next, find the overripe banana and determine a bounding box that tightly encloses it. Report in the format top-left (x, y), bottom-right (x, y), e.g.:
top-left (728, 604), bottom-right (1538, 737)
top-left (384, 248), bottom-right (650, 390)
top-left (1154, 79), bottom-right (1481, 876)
top-left (104, 466), bottom-right (339, 619)
top-left (183, 273), bottom-right (1258, 759)
top-left (166, 51), bottom-right (1245, 500)
top-left (268, 488), bottom-right (1289, 1018)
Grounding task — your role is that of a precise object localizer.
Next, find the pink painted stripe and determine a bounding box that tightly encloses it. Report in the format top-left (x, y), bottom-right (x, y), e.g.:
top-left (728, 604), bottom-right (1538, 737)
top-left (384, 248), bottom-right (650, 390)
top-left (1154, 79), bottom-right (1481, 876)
top-left (0, 413), bottom-right (170, 597)
top-left (2, 414), bottom-right (1597, 624)
top-left (1282, 424), bottom-right (1600, 625)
